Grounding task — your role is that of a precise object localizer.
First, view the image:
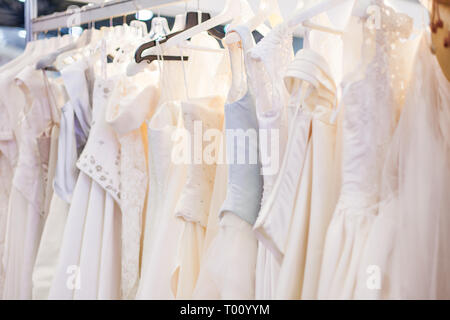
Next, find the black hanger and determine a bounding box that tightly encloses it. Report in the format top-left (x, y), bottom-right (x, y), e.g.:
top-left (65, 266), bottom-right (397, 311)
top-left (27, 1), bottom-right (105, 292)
top-left (135, 11), bottom-right (224, 64)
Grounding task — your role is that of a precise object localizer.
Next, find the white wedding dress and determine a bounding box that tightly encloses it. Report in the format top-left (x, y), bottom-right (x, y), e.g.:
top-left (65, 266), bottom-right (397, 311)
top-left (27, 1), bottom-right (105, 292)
top-left (32, 58), bottom-right (94, 300)
top-left (49, 70), bottom-right (122, 300)
top-left (137, 32), bottom-right (229, 299)
top-left (249, 23), bottom-right (294, 300)
top-left (354, 31), bottom-right (450, 299)
top-left (318, 0), bottom-right (420, 299)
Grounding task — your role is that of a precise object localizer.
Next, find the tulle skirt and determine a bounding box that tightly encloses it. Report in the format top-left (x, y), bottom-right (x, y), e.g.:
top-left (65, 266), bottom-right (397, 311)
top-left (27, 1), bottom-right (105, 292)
top-left (193, 212), bottom-right (258, 300)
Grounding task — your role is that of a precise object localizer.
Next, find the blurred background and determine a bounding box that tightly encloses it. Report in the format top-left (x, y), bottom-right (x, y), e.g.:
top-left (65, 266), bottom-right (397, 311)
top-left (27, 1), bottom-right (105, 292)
top-left (0, 0), bottom-right (427, 67)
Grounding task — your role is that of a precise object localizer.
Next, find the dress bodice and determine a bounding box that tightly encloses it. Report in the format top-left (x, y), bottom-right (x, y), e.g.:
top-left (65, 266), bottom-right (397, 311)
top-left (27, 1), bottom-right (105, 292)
top-left (339, 0), bottom-right (414, 204)
top-left (254, 48), bottom-right (337, 259)
top-left (12, 65), bottom-right (57, 215)
top-left (174, 97), bottom-right (224, 227)
top-left (76, 77), bottom-right (121, 203)
top-left (219, 26), bottom-right (263, 226)
top-left (54, 59), bottom-right (93, 202)
top-left (147, 101), bottom-right (182, 192)
top-left (248, 23), bottom-right (294, 204)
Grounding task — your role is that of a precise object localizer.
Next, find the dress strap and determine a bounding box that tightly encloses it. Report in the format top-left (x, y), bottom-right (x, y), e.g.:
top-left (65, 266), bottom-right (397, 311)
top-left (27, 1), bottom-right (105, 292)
top-left (226, 25), bottom-right (256, 94)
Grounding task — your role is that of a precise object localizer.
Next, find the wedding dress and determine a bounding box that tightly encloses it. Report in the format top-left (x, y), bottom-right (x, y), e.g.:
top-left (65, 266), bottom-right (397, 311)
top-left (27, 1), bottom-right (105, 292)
top-left (2, 65), bottom-right (60, 299)
top-left (318, 0), bottom-right (419, 299)
top-left (248, 23), bottom-right (294, 300)
top-left (137, 32), bottom-right (228, 299)
top-left (32, 58), bottom-right (94, 300)
top-left (276, 49), bottom-right (339, 300)
top-left (106, 69), bottom-right (160, 299)
top-left (0, 37), bottom-right (68, 297)
top-left (193, 26), bottom-right (262, 300)
top-left (49, 67), bottom-right (122, 300)
top-left (354, 31), bottom-right (450, 299)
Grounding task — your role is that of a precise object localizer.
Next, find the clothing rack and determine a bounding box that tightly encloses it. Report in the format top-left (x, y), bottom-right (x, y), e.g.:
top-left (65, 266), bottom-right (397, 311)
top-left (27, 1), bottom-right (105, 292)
top-left (24, 0), bottom-right (192, 42)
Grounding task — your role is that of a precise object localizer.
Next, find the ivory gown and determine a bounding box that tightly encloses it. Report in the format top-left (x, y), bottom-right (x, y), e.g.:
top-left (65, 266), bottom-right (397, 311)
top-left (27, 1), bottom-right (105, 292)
top-left (32, 58), bottom-right (94, 300)
top-left (137, 32), bottom-right (229, 299)
top-left (354, 31), bottom-right (450, 299)
top-left (49, 71), bottom-right (122, 300)
top-left (318, 0), bottom-right (419, 299)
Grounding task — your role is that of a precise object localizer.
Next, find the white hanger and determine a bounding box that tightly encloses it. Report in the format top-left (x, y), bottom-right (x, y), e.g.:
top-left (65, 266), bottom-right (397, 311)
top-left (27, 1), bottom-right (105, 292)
top-left (130, 20), bottom-right (148, 37)
top-left (145, 0), bottom-right (241, 54)
top-left (172, 13), bottom-right (187, 33)
top-left (148, 17), bottom-right (171, 39)
top-left (223, 0), bottom-right (283, 45)
top-left (288, 0), bottom-right (352, 29)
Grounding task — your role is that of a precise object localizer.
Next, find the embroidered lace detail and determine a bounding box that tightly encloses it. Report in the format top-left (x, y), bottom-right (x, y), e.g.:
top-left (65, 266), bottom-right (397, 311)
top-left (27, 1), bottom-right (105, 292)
top-left (249, 23), bottom-right (294, 115)
top-left (340, 0), bottom-right (413, 205)
top-left (248, 23), bottom-right (294, 205)
top-left (175, 101), bottom-right (224, 227)
top-left (120, 131), bottom-right (148, 299)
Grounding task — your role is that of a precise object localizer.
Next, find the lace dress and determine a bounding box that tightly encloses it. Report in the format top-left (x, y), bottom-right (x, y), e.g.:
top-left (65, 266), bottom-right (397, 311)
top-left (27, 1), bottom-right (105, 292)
top-left (355, 32), bottom-right (450, 299)
top-left (317, 0), bottom-right (417, 299)
top-left (106, 70), bottom-right (160, 299)
top-left (2, 65), bottom-right (59, 299)
top-left (248, 23), bottom-right (294, 300)
top-left (0, 37), bottom-right (61, 297)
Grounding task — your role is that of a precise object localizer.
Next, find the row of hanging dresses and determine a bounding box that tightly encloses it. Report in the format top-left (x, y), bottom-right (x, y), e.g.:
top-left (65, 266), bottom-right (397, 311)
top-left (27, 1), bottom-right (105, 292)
top-left (1, 1), bottom-right (450, 300)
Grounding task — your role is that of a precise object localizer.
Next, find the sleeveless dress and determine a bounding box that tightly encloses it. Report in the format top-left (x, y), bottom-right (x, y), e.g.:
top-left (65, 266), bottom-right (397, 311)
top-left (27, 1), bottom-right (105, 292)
top-left (137, 32), bottom-right (228, 299)
top-left (106, 70), bottom-right (160, 299)
top-left (49, 73), bottom-right (122, 300)
top-left (193, 26), bottom-right (263, 300)
top-left (32, 58), bottom-right (94, 300)
top-left (248, 23), bottom-right (294, 300)
top-left (2, 65), bottom-right (59, 299)
top-left (355, 31), bottom-right (450, 299)
top-left (317, 0), bottom-right (416, 299)
top-left (0, 38), bottom-right (62, 298)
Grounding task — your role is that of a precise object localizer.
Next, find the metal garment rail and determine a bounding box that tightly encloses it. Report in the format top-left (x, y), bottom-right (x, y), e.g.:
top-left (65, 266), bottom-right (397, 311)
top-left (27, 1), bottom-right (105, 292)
top-left (24, 0), bottom-right (190, 42)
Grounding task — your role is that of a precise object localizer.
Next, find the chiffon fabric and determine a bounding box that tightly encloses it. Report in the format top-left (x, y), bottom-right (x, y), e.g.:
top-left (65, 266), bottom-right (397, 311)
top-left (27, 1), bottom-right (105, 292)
top-left (354, 32), bottom-right (450, 299)
top-left (318, 0), bottom-right (418, 299)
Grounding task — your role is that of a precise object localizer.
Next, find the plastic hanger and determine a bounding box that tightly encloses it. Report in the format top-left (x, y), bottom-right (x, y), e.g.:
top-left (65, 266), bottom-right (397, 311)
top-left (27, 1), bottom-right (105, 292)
top-left (148, 16), bottom-right (171, 40)
top-left (172, 13), bottom-right (187, 33)
top-left (134, 11), bottom-right (225, 64)
top-left (223, 0), bottom-right (283, 45)
top-left (141, 0), bottom-right (241, 55)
